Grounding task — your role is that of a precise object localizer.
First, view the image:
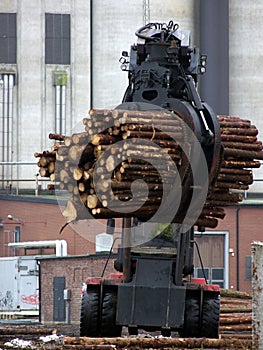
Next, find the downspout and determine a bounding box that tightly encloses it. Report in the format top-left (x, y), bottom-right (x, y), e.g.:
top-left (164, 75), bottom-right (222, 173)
top-left (3, 75), bottom-right (8, 163)
top-left (236, 206), bottom-right (240, 291)
top-left (55, 85), bottom-right (61, 134)
top-left (37, 260), bottom-right (41, 323)
top-left (90, 0), bottom-right (93, 109)
top-left (61, 85), bottom-right (66, 135)
top-left (8, 75), bottom-right (14, 181)
top-left (0, 75), bottom-right (4, 182)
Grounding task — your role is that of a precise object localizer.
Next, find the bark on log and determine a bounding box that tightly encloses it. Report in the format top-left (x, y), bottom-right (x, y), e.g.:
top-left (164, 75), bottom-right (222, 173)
top-left (220, 289), bottom-right (252, 299)
top-left (63, 336), bottom-right (251, 349)
top-left (49, 132), bottom-right (66, 141)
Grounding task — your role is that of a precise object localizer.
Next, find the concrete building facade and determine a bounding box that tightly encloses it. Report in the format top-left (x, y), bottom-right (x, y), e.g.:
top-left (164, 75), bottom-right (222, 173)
top-left (1, 1), bottom-right (263, 299)
top-left (3, 1), bottom-right (263, 192)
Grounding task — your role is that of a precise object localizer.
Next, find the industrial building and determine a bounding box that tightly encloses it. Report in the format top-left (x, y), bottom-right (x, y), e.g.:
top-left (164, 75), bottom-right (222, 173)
top-left (0, 0), bottom-right (263, 310)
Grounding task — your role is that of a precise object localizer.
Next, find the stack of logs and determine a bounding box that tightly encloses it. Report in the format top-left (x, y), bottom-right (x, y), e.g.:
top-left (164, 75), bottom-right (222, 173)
top-left (35, 109), bottom-right (263, 228)
top-left (220, 289), bottom-right (252, 340)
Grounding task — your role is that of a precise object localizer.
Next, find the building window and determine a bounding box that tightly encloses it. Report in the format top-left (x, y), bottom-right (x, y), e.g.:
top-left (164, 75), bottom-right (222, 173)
top-left (0, 13), bottom-right (17, 64)
top-left (45, 14), bottom-right (70, 64)
top-left (246, 256), bottom-right (252, 280)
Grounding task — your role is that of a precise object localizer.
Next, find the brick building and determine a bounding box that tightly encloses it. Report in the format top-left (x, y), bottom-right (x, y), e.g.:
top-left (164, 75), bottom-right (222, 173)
top-left (37, 255), bottom-right (116, 328)
top-left (1, 194), bottom-right (263, 295)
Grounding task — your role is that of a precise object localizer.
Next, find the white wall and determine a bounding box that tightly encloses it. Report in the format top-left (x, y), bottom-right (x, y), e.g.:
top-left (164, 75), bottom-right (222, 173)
top-left (1, 0), bottom-right (263, 193)
top-left (229, 0), bottom-right (263, 191)
top-left (92, 0), bottom-right (199, 109)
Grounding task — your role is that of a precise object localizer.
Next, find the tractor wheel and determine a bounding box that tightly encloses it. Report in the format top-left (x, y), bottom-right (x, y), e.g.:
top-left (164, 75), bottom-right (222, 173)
top-left (201, 294), bottom-right (220, 338)
top-left (101, 291), bottom-right (122, 337)
top-left (80, 290), bottom-right (100, 337)
top-left (128, 326), bottom-right (138, 336)
top-left (179, 295), bottom-right (200, 337)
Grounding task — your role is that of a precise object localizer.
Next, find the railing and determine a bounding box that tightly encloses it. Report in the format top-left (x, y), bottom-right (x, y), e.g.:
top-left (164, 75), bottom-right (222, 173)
top-left (0, 161), bottom-right (50, 196)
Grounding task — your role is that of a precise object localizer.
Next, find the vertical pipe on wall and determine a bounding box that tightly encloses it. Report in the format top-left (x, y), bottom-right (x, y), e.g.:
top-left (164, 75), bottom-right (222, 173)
top-left (3, 75), bottom-right (8, 164)
top-left (55, 85), bottom-right (61, 134)
top-left (236, 206), bottom-right (240, 291)
top-left (8, 75), bottom-right (14, 181)
top-left (0, 76), bottom-right (4, 183)
top-left (200, 0), bottom-right (229, 115)
top-left (61, 85), bottom-right (66, 135)
top-left (90, 0), bottom-right (93, 110)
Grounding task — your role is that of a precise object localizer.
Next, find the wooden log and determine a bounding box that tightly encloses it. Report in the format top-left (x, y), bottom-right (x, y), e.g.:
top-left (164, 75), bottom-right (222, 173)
top-left (220, 314), bottom-right (252, 325)
top-left (39, 167), bottom-right (50, 178)
top-left (68, 144), bottom-right (86, 162)
top-left (201, 208), bottom-right (226, 219)
top-left (221, 126), bottom-right (258, 136)
top-left (220, 306), bottom-right (252, 313)
top-left (91, 134), bottom-right (118, 146)
top-left (78, 144), bottom-right (94, 166)
top-left (48, 161), bottom-right (55, 174)
top-left (123, 130), bottom-right (182, 140)
top-left (222, 160), bottom-right (261, 169)
top-left (72, 132), bottom-right (89, 145)
top-left (223, 147), bottom-right (263, 160)
top-left (73, 167), bottom-right (83, 181)
top-left (195, 216), bottom-right (219, 228)
top-left (48, 132), bottom-right (65, 141)
top-left (222, 141), bottom-right (262, 151)
top-left (87, 194), bottom-right (99, 209)
top-left (64, 136), bottom-right (73, 147)
top-left (216, 173), bottom-right (253, 185)
top-left (219, 167), bottom-right (252, 175)
top-left (63, 336), bottom-right (252, 349)
top-left (207, 192), bottom-right (243, 202)
top-left (218, 120), bottom-right (251, 128)
top-left (221, 134), bottom-right (257, 143)
top-left (220, 324), bottom-right (252, 332)
top-left (214, 182), bottom-right (249, 191)
top-left (220, 289), bottom-right (252, 299)
top-left (121, 123), bottom-right (183, 133)
top-left (218, 115), bottom-right (251, 124)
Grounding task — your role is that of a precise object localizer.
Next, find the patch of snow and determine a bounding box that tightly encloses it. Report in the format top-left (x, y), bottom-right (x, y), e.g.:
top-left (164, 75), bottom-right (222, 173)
top-left (4, 338), bottom-right (33, 348)
top-left (39, 333), bottom-right (63, 343)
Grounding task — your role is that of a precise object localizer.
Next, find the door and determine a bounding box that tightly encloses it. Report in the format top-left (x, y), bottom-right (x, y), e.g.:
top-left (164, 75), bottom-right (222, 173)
top-left (53, 276), bottom-right (65, 322)
top-left (193, 232), bottom-right (228, 288)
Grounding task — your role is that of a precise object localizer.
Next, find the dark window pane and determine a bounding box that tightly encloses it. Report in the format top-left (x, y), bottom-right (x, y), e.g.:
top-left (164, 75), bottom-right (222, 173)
top-left (45, 38), bottom-right (53, 64)
top-left (215, 281), bottom-right (224, 288)
top-left (7, 38), bottom-right (16, 63)
top-left (212, 268), bottom-right (224, 280)
top-left (45, 14), bottom-right (53, 38)
top-left (197, 268), bottom-right (209, 280)
top-left (0, 13), bottom-right (9, 37)
top-left (53, 15), bottom-right (62, 38)
top-left (45, 13), bottom-right (70, 64)
top-left (62, 15), bottom-right (70, 38)
top-left (0, 38), bottom-right (8, 62)
top-left (61, 38), bottom-right (70, 64)
top-left (8, 13), bottom-right (16, 37)
top-left (246, 256), bottom-right (252, 280)
top-left (0, 13), bottom-right (16, 63)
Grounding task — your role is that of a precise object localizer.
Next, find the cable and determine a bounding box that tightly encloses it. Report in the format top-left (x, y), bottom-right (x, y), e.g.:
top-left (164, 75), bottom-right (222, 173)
top-left (101, 237), bottom-right (121, 278)
top-left (192, 240), bottom-right (207, 284)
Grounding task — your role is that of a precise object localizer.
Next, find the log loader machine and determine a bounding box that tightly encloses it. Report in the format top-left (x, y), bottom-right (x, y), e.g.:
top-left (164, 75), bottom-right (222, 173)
top-left (80, 21), bottom-right (221, 338)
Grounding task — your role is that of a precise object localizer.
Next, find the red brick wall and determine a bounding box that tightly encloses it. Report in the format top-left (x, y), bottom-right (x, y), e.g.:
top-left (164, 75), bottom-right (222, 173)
top-left (1, 197), bottom-right (263, 294)
top-left (39, 255), bottom-right (115, 325)
top-left (212, 205), bottom-right (263, 293)
top-left (0, 198), bottom-right (116, 256)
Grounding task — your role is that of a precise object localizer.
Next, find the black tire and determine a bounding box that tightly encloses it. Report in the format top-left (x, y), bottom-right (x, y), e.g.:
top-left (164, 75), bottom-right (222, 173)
top-left (201, 294), bottom-right (220, 338)
top-left (101, 291), bottom-right (122, 337)
top-left (179, 296), bottom-right (200, 337)
top-left (128, 326), bottom-right (138, 336)
top-left (161, 328), bottom-right (171, 337)
top-left (80, 290), bottom-right (100, 337)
